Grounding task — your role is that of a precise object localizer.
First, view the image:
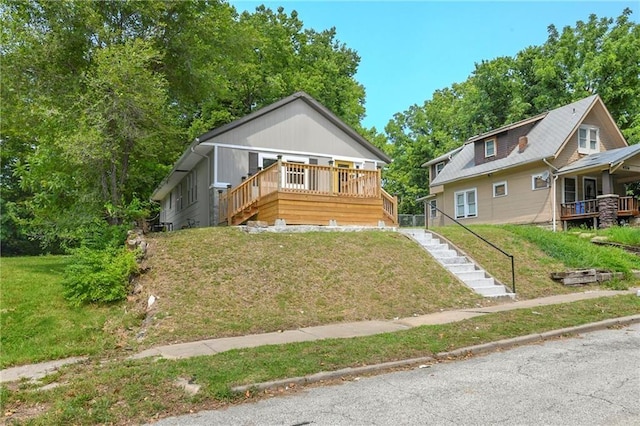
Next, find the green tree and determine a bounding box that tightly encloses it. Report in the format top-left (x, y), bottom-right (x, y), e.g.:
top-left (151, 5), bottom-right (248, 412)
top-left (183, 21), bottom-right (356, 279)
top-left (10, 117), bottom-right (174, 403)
top-left (2, 1), bottom-right (368, 251)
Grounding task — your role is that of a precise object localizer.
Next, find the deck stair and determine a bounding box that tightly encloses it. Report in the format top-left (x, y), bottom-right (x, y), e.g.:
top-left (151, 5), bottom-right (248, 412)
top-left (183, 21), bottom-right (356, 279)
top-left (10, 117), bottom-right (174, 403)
top-left (400, 229), bottom-right (514, 298)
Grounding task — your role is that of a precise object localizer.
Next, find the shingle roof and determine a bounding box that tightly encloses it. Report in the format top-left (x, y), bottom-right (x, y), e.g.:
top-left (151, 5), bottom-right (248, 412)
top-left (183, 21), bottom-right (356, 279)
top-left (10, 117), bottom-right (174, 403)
top-left (557, 143), bottom-right (640, 175)
top-left (430, 95), bottom-right (600, 186)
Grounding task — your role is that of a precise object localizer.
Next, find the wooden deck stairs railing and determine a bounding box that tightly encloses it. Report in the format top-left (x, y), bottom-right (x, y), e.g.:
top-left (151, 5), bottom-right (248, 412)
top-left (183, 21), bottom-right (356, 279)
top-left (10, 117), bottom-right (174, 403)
top-left (219, 159), bottom-right (397, 226)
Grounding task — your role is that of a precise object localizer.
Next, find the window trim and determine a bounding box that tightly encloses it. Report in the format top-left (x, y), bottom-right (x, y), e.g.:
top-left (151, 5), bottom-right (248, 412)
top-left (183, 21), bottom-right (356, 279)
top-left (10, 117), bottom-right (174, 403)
top-left (187, 170), bottom-right (198, 205)
top-left (484, 139), bottom-right (496, 158)
top-left (435, 161), bottom-right (445, 176)
top-left (563, 177), bottom-right (577, 204)
top-left (578, 125), bottom-right (600, 154)
top-left (531, 172), bottom-right (550, 190)
top-left (492, 181), bottom-right (508, 198)
top-left (454, 188), bottom-right (478, 219)
top-left (176, 183), bottom-right (183, 211)
top-left (583, 176), bottom-right (597, 200)
top-left (429, 200), bottom-right (437, 218)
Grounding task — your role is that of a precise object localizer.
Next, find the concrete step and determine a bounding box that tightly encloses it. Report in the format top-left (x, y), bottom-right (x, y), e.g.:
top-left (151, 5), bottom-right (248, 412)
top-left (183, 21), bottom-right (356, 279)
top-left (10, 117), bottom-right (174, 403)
top-left (473, 285), bottom-right (511, 297)
top-left (430, 249), bottom-right (458, 258)
top-left (438, 256), bottom-right (469, 265)
top-left (463, 277), bottom-right (496, 288)
top-left (456, 270), bottom-right (487, 281)
top-left (446, 264), bottom-right (477, 273)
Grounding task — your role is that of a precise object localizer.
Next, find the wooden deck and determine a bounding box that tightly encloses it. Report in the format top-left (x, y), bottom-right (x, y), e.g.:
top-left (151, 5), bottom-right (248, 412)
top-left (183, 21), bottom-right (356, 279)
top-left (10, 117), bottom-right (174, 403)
top-left (219, 161), bottom-right (398, 226)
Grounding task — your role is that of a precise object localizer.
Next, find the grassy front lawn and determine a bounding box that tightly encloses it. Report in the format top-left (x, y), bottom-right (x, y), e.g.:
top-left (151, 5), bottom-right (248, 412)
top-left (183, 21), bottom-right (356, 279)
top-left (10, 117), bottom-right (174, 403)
top-left (0, 256), bottom-right (139, 368)
top-left (2, 295), bottom-right (638, 425)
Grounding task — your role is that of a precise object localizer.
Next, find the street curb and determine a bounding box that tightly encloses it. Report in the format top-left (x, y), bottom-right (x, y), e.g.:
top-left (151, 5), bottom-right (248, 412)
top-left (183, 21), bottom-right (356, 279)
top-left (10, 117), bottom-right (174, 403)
top-left (231, 315), bottom-right (640, 394)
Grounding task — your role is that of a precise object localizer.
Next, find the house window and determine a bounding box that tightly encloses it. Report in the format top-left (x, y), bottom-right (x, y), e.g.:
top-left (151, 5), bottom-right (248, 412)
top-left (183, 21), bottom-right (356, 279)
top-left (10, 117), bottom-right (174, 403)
top-left (169, 191), bottom-right (172, 210)
top-left (578, 125), bottom-right (599, 154)
top-left (485, 139), bottom-right (496, 158)
top-left (176, 183), bottom-right (183, 211)
top-left (563, 177), bottom-right (576, 203)
top-left (493, 181), bottom-right (507, 197)
top-left (435, 161), bottom-right (445, 176)
top-left (429, 200), bottom-right (437, 218)
top-left (187, 170), bottom-right (197, 205)
top-left (455, 188), bottom-right (477, 219)
top-left (532, 172), bottom-right (550, 190)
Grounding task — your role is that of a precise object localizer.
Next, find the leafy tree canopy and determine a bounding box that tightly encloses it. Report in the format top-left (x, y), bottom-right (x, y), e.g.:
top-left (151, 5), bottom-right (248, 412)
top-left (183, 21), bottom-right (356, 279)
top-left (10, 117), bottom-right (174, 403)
top-left (1, 0), bottom-right (365, 252)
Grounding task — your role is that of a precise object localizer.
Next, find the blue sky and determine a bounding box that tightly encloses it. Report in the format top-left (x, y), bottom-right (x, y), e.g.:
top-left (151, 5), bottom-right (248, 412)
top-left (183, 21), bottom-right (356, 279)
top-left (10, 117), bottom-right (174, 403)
top-left (229, 1), bottom-right (638, 131)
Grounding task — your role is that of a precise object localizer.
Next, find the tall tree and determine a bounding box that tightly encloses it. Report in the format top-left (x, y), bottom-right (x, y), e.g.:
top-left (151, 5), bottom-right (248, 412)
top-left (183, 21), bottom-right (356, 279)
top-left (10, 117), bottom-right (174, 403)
top-left (1, 1), bottom-right (368, 251)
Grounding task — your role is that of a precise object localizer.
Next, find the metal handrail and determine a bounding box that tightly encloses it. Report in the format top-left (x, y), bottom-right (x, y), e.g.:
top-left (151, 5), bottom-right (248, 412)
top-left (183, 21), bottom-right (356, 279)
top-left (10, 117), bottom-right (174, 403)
top-left (429, 205), bottom-right (515, 294)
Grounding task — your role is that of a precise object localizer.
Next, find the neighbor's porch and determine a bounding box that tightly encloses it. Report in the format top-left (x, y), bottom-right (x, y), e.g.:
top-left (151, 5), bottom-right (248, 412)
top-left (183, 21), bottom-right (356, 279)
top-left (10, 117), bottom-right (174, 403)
top-left (218, 159), bottom-right (398, 227)
top-left (560, 196), bottom-right (639, 229)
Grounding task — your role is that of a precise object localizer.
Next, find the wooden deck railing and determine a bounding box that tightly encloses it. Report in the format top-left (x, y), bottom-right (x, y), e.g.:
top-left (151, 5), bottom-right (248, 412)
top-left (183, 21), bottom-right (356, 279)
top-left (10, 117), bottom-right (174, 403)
top-left (618, 196), bottom-right (639, 216)
top-left (381, 189), bottom-right (398, 222)
top-left (218, 162), bottom-right (279, 224)
top-left (561, 199), bottom-right (599, 218)
top-left (560, 196), bottom-right (639, 219)
top-left (219, 161), bottom-right (391, 224)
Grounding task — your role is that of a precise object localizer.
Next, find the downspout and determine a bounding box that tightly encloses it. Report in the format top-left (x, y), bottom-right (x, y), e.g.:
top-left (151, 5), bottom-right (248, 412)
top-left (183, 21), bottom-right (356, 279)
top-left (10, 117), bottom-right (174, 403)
top-left (190, 138), bottom-right (211, 226)
top-left (543, 158), bottom-right (560, 232)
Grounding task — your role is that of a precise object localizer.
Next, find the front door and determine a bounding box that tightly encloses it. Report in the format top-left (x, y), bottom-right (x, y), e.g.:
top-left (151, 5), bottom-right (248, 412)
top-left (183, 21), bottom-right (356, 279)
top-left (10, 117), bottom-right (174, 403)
top-left (584, 177), bottom-right (597, 200)
top-left (334, 160), bottom-right (353, 193)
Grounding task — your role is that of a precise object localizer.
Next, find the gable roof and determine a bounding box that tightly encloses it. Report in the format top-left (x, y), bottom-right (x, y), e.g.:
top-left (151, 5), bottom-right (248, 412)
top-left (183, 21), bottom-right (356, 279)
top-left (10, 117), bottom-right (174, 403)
top-left (557, 143), bottom-right (640, 176)
top-left (430, 95), bottom-right (606, 186)
top-left (197, 91), bottom-right (390, 162)
top-left (151, 92), bottom-right (390, 200)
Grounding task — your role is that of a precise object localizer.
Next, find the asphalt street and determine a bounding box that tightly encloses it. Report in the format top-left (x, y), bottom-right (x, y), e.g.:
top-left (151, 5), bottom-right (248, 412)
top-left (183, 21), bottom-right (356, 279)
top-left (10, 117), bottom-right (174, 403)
top-left (151, 324), bottom-right (640, 426)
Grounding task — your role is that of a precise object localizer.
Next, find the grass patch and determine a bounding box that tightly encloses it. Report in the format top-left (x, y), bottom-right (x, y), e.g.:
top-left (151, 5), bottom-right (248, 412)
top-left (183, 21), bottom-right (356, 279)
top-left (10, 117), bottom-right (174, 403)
top-left (3, 295), bottom-right (638, 425)
top-left (135, 228), bottom-right (487, 348)
top-left (0, 256), bottom-right (140, 368)
top-left (433, 225), bottom-right (640, 297)
top-left (594, 226), bottom-right (640, 246)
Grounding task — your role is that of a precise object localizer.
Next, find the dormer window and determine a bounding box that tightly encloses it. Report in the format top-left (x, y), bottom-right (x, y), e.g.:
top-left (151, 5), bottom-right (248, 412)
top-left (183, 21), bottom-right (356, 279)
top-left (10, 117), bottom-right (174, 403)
top-left (485, 139), bottom-right (496, 158)
top-left (578, 125), bottom-right (599, 154)
top-left (435, 161), bottom-right (445, 176)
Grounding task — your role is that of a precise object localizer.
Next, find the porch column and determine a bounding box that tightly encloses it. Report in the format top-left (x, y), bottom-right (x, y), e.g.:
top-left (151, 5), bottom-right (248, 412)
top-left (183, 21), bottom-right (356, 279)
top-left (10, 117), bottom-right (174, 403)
top-left (597, 194), bottom-right (619, 229)
top-left (601, 170), bottom-right (613, 194)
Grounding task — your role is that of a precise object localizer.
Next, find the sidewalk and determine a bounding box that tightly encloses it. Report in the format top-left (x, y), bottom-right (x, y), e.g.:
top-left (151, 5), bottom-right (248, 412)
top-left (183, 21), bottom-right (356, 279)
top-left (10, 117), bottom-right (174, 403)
top-left (2, 289), bottom-right (638, 383)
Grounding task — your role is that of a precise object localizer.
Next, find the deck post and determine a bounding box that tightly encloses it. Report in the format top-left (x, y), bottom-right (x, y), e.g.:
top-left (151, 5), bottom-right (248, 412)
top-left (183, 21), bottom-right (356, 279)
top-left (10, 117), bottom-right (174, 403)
top-left (376, 165), bottom-right (382, 197)
top-left (277, 155), bottom-right (283, 191)
top-left (329, 160), bottom-right (334, 196)
top-left (217, 189), bottom-right (223, 225)
top-left (226, 184), bottom-right (232, 225)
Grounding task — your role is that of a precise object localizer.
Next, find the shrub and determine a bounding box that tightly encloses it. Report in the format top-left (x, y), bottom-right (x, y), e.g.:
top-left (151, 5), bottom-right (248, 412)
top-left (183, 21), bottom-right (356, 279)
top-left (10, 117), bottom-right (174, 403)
top-left (63, 246), bottom-right (139, 305)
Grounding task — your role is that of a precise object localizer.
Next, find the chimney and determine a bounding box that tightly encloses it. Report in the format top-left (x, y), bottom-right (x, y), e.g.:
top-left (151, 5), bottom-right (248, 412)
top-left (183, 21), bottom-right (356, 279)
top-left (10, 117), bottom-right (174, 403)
top-left (518, 136), bottom-right (528, 153)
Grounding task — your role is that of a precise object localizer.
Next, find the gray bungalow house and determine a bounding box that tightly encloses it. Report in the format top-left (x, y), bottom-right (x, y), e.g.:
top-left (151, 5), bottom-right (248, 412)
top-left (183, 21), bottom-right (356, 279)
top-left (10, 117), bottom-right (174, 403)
top-left (151, 92), bottom-right (397, 229)
top-left (423, 95), bottom-right (640, 230)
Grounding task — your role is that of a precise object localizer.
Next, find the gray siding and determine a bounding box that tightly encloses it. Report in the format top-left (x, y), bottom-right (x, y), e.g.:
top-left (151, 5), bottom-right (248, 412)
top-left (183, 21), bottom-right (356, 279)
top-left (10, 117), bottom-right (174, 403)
top-left (208, 100), bottom-right (380, 160)
top-left (158, 157), bottom-right (209, 229)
